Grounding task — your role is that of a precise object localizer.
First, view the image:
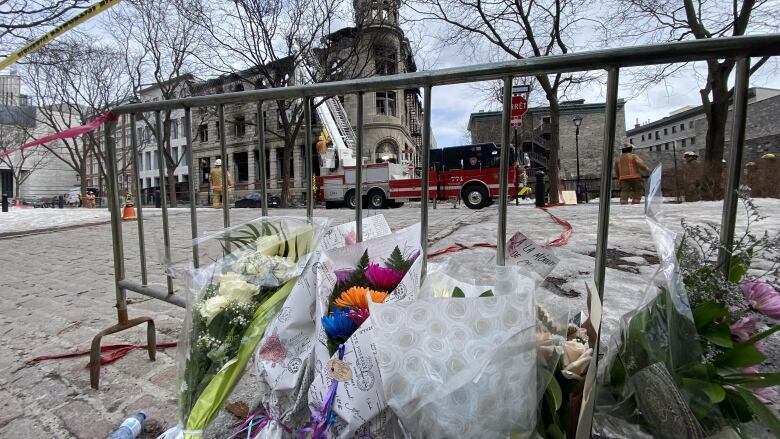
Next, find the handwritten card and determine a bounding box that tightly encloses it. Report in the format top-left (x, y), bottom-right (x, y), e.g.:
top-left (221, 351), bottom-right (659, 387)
top-left (506, 232), bottom-right (559, 279)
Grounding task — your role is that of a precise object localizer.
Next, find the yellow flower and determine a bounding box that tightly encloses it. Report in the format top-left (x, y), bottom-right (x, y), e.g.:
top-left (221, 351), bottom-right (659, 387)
top-left (335, 286), bottom-right (388, 309)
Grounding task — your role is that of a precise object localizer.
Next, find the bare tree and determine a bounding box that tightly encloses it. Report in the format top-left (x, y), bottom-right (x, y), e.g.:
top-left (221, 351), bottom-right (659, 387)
top-left (405, 0), bottom-right (601, 204)
top-left (185, 0), bottom-right (382, 206)
top-left (21, 35), bottom-right (132, 199)
top-left (0, 123), bottom-right (48, 197)
top-left (604, 0), bottom-right (779, 198)
top-left (108, 0), bottom-right (206, 206)
top-left (0, 0), bottom-right (93, 56)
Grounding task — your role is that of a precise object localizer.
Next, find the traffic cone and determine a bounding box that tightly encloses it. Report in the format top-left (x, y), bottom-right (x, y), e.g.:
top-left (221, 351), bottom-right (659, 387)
top-left (122, 193), bottom-right (137, 221)
top-left (15, 198), bottom-right (21, 208)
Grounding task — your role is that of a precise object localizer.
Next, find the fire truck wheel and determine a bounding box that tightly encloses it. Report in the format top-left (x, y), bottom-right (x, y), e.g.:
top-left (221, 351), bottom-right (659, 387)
top-left (368, 190), bottom-right (387, 209)
top-left (345, 190), bottom-right (356, 209)
top-left (463, 185), bottom-right (488, 209)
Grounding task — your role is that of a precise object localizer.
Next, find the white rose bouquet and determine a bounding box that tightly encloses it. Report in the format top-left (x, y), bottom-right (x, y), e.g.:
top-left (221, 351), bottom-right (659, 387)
top-left (161, 217), bottom-right (328, 439)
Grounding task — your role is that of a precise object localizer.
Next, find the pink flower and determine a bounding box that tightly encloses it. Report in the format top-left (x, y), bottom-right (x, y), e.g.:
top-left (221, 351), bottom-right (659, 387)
top-left (752, 386), bottom-right (778, 405)
top-left (730, 316), bottom-right (757, 341)
top-left (365, 263), bottom-right (404, 291)
top-left (741, 281), bottom-right (780, 320)
top-left (345, 230), bottom-right (357, 246)
top-left (335, 269), bottom-right (354, 285)
top-left (348, 308), bottom-right (370, 326)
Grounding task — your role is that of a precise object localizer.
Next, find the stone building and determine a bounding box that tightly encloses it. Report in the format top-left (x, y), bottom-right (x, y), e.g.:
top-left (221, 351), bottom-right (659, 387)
top-left (468, 99), bottom-right (627, 179)
top-left (625, 87), bottom-right (780, 170)
top-left (188, 0), bottom-right (426, 204)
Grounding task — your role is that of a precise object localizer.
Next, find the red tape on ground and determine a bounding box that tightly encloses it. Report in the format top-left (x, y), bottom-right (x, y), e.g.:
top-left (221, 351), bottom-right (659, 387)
top-left (28, 342), bottom-right (177, 368)
top-left (0, 112), bottom-right (116, 160)
top-left (428, 207), bottom-right (573, 258)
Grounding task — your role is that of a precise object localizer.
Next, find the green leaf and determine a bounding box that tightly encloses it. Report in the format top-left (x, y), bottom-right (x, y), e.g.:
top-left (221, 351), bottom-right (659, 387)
top-left (546, 373), bottom-right (563, 411)
top-left (385, 245), bottom-right (413, 272)
top-left (692, 301), bottom-right (728, 330)
top-left (720, 387), bottom-right (754, 423)
top-left (479, 289), bottom-right (494, 297)
top-left (728, 258), bottom-right (748, 283)
top-left (732, 386), bottom-right (780, 436)
top-left (716, 344), bottom-right (767, 368)
top-left (700, 323), bottom-right (734, 348)
top-left (246, 223), bottom-right (261, 239)
top-left (545, 423), bottom-right (565, 439)
top-left (451, 287), bottom-right (465, 298)
top-left (357, 249), bottom-right (369, 271)
top-left (741, 324), bottom-right (780, 347)
top-left (720, 372), bottom-right (780, 388)
top-left (681, 378), bottom-right (726, 403)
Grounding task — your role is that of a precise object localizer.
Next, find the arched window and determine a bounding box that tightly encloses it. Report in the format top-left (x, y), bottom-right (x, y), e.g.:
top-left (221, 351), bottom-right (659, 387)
top-left (375, 140), bottom-right (398, 163)
top-left (234, 83), bottom-right (245, 92)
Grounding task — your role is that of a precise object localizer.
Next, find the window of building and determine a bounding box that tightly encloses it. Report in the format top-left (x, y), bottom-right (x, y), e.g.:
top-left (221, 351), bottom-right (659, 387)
top-left (655, 130), bottom-right (659, 140)
top-left (172, 147), bottom-right (179, 163)
top-left (216, 121), bottom-right (221, 140)
top-left (234, 83), bottom-right (245, 92)
top-left (172, 119), bottom-right (178, 139)
top-left (664, 143), bottom-right (669, 151)
top-left (235, 116), bottom-right (246, 137)
top-left (200, 157), bottom-right (210, 183)
top-left (234, 151), bottom-right (249, 182)
top-left (689, 121), bottom-right (694, 128)
top-left (376, 91), bottom-right (396, 116)
top-left (198, 124), bottom-right (208, 142)
top-left (375, 139), bottom-right (398, 163)
top-left (641, 134), bottom-right (644, 141)
top-left (145, 177), bottom-right (152, 189)
top-left (137, 127), bottom-right (143, 143)
top-left (629, 138), bottom-right (633, 144)
top-left (680, 123), bottom-right (685, 131)
top-left (374, 46), bottom-right (397, 76)
top-left (664, 127), bottom-right (668, 135)
top-left (145, 151), bottom-right (152, 171)
top-left (672, 125), bottom-right (676, 133)
top-left (681, 138), bottom-right (686, 147)
top-left (691, 137), bottom-right (696, 144)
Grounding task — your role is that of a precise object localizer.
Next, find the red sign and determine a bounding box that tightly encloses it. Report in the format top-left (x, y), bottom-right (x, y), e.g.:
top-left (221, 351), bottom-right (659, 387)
top-left (510, 95), bottom-right (528, 127)
top-left (408, 164), bottom-right (414, 172)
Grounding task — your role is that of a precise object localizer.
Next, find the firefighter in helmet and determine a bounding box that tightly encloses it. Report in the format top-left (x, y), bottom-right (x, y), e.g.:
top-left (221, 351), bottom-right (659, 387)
top-left (209, 158), bottom-right (233, 208)
top-left (614, 142), bottom-right (650, 204)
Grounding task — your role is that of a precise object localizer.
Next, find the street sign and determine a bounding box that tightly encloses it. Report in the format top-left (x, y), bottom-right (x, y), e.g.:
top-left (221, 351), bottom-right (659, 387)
top-left (511, 95), bottom-right (528, 127)
top-left (512, 84), bottom-right (531, 95)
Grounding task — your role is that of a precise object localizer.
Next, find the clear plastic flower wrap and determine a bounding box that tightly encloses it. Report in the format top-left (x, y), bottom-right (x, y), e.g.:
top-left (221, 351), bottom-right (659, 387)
top-left (305, 223), bottom-right (422, 438)
top-left (159, 216), bottom-right (330, 439)
top-left (249, 215), bottom-right (393, 438)
top-left (367, 264), bottom-right (565, 438)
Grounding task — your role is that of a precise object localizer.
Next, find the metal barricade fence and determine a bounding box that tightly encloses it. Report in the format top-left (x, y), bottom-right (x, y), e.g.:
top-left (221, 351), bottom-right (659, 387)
top-left (95, 35), bottom-right (780, 408)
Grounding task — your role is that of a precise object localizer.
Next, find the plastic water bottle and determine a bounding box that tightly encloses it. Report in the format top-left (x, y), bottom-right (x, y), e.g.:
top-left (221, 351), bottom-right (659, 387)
top-left (107, 411), bottom-right (146, 439)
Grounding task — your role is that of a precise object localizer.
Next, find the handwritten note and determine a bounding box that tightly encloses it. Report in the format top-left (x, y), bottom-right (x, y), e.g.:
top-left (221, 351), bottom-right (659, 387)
top-left (506, 232), bottom-right (559, 279)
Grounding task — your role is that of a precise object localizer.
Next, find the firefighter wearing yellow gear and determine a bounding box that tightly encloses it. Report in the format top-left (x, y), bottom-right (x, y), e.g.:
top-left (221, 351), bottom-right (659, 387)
top-left (209, 159), bottom-right (233, 208)
top-left (614, 143), bottom-right (650, 204)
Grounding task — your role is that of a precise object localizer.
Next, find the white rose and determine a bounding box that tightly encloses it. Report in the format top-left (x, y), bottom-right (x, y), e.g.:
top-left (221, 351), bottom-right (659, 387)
top-left (561, 340), bottom-right (592, 380)
top-left (219, 272), bottom-right (257, 303)
top-left (234, 253), bottom-right (272, 277)
top-left (200, 295), bottom-right (229, 324)
top-left (255, 235), bottom-right (283, 256)
top-left (271, 256), bottom-right (297, 281)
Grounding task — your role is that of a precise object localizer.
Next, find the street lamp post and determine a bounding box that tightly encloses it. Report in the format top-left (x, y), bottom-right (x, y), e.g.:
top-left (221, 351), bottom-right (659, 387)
top-left (573, 115), bottom-right (584, 203)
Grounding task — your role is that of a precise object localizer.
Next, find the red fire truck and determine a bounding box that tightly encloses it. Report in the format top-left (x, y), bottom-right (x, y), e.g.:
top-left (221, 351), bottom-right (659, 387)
top-left (321, 143), bottom-right (518, 210)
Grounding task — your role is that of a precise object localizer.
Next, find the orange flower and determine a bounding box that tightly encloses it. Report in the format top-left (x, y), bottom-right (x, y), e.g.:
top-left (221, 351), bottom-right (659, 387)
top-left (335, 286), bottom-right (388, 309)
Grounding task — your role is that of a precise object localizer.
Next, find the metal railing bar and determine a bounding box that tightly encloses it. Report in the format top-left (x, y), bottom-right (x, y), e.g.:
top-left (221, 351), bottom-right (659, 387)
top-left (184, 107), bottom-right (199, 268)
top-left (594, 67), bottom-right (620, 298)
top-left (155, 111), bottom-right (174, 294)
top-left (105, 119), bottom-right (127, 310)
top-left (118, 280), bottom-right (186, 308)
top-left (718, 57), bottom-right (751, 275)
top-left (218, 105), bottom-right (230, 231)
top-left (112, 35), bottom-right (780, 115)
top-left (420, 85), bottom-right (432, 280)
top-left (496, 76), bottom-right (513, 266)
top-left (304, 97), bottom-right (314, 218)
top-left (356, 91), bottom-right (364, 242)
top-left (129, 115), bottom-right (148, 284)
top-left (257, 101), bottom-right (269, 216)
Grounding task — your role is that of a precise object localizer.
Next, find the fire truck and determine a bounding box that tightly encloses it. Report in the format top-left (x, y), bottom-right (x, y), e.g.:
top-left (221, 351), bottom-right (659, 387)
top-left (322, 143), bottom-right (518, 210)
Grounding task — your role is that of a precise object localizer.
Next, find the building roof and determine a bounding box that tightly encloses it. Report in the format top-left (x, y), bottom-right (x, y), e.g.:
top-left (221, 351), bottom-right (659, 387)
top-left (467, 99), bottom-right (625, 130)
top-left (137, 73), bottom-right (197, 95)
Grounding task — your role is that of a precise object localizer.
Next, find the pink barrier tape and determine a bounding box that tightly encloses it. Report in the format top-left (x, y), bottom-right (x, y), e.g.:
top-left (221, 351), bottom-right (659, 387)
top-left (0, 112), bottom-right (117, 159)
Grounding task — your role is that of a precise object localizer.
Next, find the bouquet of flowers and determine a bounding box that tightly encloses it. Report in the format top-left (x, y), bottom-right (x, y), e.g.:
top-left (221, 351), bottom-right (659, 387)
top-left (248, 215), bottom-right (393, 438)
top-left (305, 223), bottom-right (422, 438)
top-left (159, 217), bottom-right (328, 439)
top-left (595, 193), bottom-right (780, 438)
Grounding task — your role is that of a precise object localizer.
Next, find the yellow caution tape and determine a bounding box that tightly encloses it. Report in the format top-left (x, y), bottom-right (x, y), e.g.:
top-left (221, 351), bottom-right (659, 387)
top-left (0, 0), bottom-right (123, 71)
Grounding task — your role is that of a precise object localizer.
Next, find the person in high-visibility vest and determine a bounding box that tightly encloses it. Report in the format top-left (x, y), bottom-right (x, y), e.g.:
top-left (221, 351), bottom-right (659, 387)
top-left (209, 159), bottom-right (233, 208)
top-left (614, 143), bottom-right (650, 205)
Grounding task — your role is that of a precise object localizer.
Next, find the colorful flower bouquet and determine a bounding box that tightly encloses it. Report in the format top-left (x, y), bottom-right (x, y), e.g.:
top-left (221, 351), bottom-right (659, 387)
top-left (595, 195), bottom-right (780, 438)
top-left (306, 223), bottom-right (422, 438)
top-left (249, 216), bottom-right (393, 438)
top-left (160, 217), bottom-right (328, 439)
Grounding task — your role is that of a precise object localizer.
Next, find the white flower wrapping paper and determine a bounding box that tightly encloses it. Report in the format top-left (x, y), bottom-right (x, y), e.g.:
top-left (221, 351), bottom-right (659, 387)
top-left (253, 215), bottom-right (392, 436)
top-left (367, 267), bottom-right (538, 438)
top-left (307, 223), bottom-right (422, 438)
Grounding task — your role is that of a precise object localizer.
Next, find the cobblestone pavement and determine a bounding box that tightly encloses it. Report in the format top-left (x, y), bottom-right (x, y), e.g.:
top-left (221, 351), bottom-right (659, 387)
top-left (1, 200), bottom-right (778, 437)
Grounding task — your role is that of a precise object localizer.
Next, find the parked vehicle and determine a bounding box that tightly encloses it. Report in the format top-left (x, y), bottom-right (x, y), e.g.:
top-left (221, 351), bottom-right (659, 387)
top-left (234, 192), bottom-right (281, 208)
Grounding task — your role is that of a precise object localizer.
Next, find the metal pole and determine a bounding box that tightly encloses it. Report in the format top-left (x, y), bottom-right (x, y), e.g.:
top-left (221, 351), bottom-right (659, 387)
top-left (304, 97), bottom-right (314, 218)
top-left (218, 105), bottom-right (230, 230)
top-left (104, 118), bottom-right (127, 320)
top-left (420, 85), bottom-right (432, 280)
top-left (355, 92), bottom-right (364, 241)
top-left (129, 115), bottom-right (148, 284)
top-left (717, 58), bottom-right (750, 276)
top-left (514, 128), bottom-right (519, 206)
top-left (672, 139), bottom-right (681, 204)
top-left (576, 126), bottom-right (581, 202)
top-left (184, 108), bottom-right (199, 268)
top-left (497, 76), bottom-right (513, 266)
top-left (256, 101), bottom-right (269, 216)
top-left (155, 112), bottom-right (174, 294)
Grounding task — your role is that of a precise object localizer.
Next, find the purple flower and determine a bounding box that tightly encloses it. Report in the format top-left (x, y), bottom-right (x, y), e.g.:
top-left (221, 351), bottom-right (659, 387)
top-left (348, 308), bottom-right (370, 326)
top-left (334, 269), bottom-right (354, 285)
top-left (730, 316), bottom-right (757, 341)
top-left (365, 263), bottom-right (404, 291)
top-left (752, 386), bottom-right (778, 405)
top-left (741, 281), bottom-right (780, 320)
top-left (321, 308), bottom-right (357, 339)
